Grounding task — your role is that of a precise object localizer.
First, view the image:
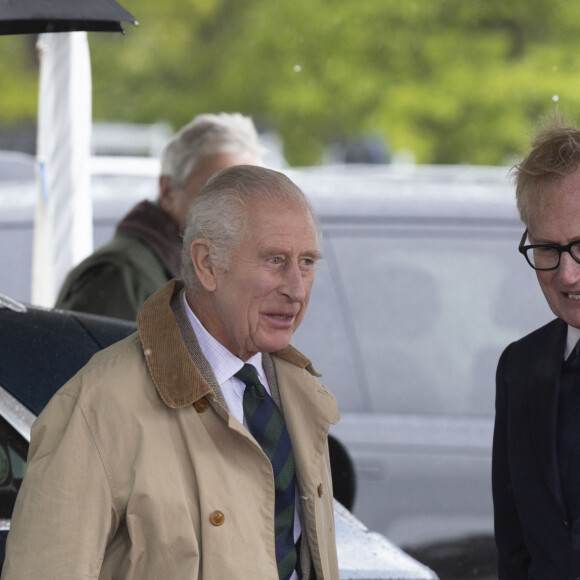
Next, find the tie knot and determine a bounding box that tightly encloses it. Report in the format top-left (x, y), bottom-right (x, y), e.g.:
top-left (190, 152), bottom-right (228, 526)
top-left (234, 363), bottom-right (261, 387)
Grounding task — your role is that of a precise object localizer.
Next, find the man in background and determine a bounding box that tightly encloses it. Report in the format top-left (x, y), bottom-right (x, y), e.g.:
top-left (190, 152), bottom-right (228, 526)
top-left (55, 112), bottom-right (262, 320)
top-left (493, 121), bottom-right (580, 579)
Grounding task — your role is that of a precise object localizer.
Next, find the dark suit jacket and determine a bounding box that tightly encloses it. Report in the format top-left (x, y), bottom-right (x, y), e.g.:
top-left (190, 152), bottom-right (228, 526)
top-left (492, 317), bottom-right (580, 580)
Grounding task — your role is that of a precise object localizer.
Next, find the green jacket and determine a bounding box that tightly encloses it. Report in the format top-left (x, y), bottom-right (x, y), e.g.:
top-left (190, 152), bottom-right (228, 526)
top-left (55, 200), bottom-right (182, 321)
top-left (55, 232), bottom-right (172, 321)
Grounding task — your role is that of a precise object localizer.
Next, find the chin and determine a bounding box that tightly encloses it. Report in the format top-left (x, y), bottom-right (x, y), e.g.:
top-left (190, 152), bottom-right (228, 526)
top-left (558, 305), bottom-right (580, 326)
top-left (252, 326), bottom-right (296, 354)
top-left (260, 338), bottom-right (293, 353)
top-left (563, 315), bottom-right (580, 329)
top-left (264, 343), bottom-right (291, 353)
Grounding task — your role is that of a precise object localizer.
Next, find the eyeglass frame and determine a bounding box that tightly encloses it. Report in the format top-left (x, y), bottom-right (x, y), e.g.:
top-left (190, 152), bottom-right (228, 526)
top-left (518, 228), bottom-right (580, 271)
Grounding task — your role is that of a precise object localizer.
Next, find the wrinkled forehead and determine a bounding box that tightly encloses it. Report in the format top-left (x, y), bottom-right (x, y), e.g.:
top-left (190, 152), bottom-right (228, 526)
top-left (243, 198), bottom-right (321, 245)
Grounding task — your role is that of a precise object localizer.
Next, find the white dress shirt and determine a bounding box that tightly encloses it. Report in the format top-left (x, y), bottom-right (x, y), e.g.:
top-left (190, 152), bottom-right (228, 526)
top-left (566, 324), bottom-right (580, 360)
top-left (182, 294), bottom-right (302, 577)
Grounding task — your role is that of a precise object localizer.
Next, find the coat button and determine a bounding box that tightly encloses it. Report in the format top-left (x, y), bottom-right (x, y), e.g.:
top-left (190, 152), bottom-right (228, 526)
top-left (194, 398), bottom-right (209, 413)
top-left (318, 484), bottom-right (323, 497)
top-left (210, 510), bottom-right (225, 526)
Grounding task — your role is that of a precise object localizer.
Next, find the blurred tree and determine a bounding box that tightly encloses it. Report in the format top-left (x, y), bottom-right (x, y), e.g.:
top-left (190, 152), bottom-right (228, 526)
top-left (0, 35), bottom-right (39, 122)
top-left (1, 0), bottom-right (580, 165)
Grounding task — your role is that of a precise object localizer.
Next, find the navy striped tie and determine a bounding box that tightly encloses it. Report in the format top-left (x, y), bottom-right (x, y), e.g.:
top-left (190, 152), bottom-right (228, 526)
top-left (235, 363), bottom-right (297, 580)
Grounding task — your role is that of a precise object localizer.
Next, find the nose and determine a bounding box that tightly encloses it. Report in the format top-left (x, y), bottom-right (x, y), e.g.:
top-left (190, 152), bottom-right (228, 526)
top-left (281, 261), bottom-right (307, 301)
top-left (558, 251), bottom-right (580, 284)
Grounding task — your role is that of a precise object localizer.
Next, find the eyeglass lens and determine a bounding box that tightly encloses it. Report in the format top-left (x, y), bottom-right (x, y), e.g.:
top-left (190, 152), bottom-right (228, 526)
top-left (528, 242), bottom-right (580, 269)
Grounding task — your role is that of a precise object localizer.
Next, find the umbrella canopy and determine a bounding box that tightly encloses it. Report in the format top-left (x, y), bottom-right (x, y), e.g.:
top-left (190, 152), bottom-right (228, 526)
top-left (0, 0), bottom-right (137, 35)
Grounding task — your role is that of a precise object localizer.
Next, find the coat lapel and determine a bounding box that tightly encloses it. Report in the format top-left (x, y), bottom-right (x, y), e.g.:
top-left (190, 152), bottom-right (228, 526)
top-left (272, 357), bottom-right (339, 492)
top-left (526, 319), bottom-right (567, 513)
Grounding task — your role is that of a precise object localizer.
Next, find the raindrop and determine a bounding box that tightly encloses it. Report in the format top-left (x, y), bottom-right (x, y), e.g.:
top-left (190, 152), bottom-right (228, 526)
top-left (552, 66), bottom-right (558, 72)
top-left (294, 65), bottom-right (302, 73)
top-left (552, 95), bottom-right (560, 102)
top-left (144, 348), bottom-right (152, 356)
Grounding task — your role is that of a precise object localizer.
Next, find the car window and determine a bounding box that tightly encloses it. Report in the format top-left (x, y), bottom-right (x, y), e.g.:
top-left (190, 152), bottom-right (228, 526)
top-left (0, 416), bottom-right (27, 519)
top-left (293, 226), bottom-right (552, 417)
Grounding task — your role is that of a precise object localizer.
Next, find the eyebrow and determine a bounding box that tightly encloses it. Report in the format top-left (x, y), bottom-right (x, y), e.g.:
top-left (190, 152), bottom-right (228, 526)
top-left (304, 250), bottom-right (323, 262)
top-left (525, 229), bottom-right (573, 245)
top-left (529, 236), bottom-right (580, 246)
top-left (263, 247), bottom-right (323, 261)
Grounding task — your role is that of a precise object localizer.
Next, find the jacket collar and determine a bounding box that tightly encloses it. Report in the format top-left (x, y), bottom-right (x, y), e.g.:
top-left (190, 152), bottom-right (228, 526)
top-left (116, 200), bottom-right (182, 278)
top-left (137, 279), bottom-right (320, 408)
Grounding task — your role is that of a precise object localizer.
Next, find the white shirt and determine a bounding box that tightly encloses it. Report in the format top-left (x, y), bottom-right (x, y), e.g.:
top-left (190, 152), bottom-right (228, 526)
top-left (182, 294), bottom-right (302, 575)
top-left (566, 325), bottom-right (580, 360)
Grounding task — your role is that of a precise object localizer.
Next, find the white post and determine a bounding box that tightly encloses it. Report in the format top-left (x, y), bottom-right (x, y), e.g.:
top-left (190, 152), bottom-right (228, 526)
top-left (32, 32), bottom-right (93, 307)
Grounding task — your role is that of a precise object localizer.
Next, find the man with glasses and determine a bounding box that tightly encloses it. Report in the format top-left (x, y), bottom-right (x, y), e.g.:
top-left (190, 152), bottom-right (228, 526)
top-left (493, 122), bottom-right (580, 580)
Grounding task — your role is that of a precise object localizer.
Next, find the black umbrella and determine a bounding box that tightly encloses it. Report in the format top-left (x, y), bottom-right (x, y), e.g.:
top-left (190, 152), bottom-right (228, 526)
top-left (0, 0), bottom-right (137, 36)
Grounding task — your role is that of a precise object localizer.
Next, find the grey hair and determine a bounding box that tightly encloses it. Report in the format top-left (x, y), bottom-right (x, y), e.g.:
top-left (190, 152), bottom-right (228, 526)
top-left (160, 113), bottom-right (263, 189)
top-left (181, 165), bottom-right (321, 292)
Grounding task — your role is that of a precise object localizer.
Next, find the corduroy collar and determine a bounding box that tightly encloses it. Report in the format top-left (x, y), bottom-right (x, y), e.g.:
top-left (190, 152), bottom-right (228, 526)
top-left (137, 279), bottom-right (320, 408)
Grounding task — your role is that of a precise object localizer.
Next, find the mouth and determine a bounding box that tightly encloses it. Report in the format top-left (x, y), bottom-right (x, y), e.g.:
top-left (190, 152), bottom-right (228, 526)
top-left (264, 310), bottom-right (299, 325)
top-left (270, 314), bottom-right (295, 321)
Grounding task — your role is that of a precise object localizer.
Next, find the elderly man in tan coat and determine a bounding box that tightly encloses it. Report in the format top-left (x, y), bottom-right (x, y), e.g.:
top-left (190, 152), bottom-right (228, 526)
top-left (2, 166), bottom-right (340, 580)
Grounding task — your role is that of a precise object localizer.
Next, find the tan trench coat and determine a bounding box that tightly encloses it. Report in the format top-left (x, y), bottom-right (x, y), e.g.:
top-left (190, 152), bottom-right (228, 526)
top-left (2, 281), bottom-right (340, 579)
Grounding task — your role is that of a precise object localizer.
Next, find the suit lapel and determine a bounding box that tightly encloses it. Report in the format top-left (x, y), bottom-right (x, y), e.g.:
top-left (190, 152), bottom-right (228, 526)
top-left (526, 319), bottom-right (567, 513)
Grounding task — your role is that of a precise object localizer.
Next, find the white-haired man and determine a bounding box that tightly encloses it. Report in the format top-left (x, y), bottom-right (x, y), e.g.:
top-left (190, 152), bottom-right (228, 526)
top-left (3, 165), bottom-right (340, 580)
top-left (55, 112), bottom-right (262, 320)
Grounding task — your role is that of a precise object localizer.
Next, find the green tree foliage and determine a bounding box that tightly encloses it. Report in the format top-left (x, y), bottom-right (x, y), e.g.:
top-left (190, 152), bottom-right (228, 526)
top-left (2, 0), bottom-right (580, 165)
top-left (0, 35), bottom-right (39, 121)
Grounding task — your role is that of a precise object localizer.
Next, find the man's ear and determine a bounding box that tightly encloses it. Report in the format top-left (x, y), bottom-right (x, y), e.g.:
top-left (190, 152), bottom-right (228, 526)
top-left (158, 175), bottom-right (175, 211)
top-left (190, 239), bottom-right (217, 291)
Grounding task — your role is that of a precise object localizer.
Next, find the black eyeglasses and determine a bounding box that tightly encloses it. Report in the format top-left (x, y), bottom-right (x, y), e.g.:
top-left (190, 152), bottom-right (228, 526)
top-left (518, 229), bottom-right (580, 270)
